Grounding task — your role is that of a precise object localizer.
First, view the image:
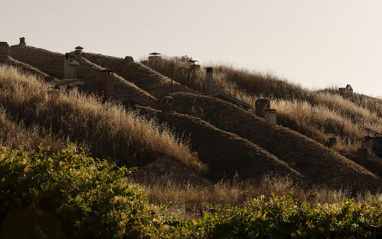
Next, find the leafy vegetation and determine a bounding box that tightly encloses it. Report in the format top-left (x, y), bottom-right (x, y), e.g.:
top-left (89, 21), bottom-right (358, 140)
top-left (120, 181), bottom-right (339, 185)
top-left (0, 145), bottom-right (167, 238)
top-left (187, 193), bottom-right (382, 238)
top-left (1, 147), bottom-right (382, 238)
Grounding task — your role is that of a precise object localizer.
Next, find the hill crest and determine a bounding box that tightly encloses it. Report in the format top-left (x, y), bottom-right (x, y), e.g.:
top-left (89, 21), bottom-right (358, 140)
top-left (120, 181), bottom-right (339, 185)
top-left (0, 42), bottom-right (381, 192)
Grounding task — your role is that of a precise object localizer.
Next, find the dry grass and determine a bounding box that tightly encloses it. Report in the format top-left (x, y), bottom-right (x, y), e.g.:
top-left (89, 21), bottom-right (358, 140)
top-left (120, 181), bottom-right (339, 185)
top-left (1, 57), bottom-right (382, 222)
top-left (0, 65), bottom-right (204, 171)
top-left (139, 175), bottom-right (379, 220)
top-left (143, 57), bottom-right (382, 153)
top-left (0, 107), bottom-right (63, 151)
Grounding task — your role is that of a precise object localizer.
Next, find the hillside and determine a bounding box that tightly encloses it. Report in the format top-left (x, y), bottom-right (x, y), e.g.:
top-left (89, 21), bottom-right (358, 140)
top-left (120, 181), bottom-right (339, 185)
top-left (0, 65), bottom-right (204, 174)
top-left (0, 54), bottom-right (50, 80)
top-left (0, 43), bottom-right (381, 193)
top-left (144, 57), bottom-right (382, 153)
top-left (137, 106), bottom-right (303, 183)
top-left (10, 45), bottom-right (157, 107)
top-left (170, 92), bottom-right (380, 191)
top-left (82, 52), bottom-right (196, 99)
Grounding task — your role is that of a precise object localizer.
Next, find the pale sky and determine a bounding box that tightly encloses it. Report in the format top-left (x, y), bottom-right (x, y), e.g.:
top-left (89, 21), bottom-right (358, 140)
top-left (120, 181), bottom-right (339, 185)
top-left (2, 0), bottom-right (382, 97)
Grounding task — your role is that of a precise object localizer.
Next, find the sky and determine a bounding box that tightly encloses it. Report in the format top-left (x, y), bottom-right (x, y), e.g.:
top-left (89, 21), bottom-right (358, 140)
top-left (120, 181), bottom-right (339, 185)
top-left (2, 0), bottom-right (382, 97)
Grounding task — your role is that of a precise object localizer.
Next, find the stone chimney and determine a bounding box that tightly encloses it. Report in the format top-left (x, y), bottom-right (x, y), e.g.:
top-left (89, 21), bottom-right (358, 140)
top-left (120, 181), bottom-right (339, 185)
top-left (189, 59), bottom-right (200, 71)
top-left (265, 109), bottom-right (277, 126)
top-left (148, 52), bottom-right (161, 61)
top-left (100, 70), bottom-right (115, 100)
top-left (124, 56), bottom-right (134, 63)
top-left (0, 42), bottom-right (10, 55)
top-left (159, 96), bottom-right (174, 112)
top-left (206, 67), bottom-right (213, 92)
top-left (19, 37), bottom-right (26, 47)
top-left (75, 46), bottom-right (84, 55)
top-left (64, 53), bottom-right (80, 79)
top-left (255, 99), bottom-right (270, 118)
top-left (339, 84), bottom-right (353, 96)
top-left (346, 84), bottom-right (353, 95)
top-left (190, 64), bottom-right (200, 71)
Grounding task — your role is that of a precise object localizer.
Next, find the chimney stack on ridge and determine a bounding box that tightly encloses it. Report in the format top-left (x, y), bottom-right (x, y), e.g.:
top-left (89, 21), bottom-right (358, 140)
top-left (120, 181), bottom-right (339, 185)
top-left (206, 67), bottom-right (213, 92)
top-left (100, 70), bottom-right (115, 100)
top-left (19, 37), bottom-right (26, 47)
top-left (0, 42), bottom-right (10, 55)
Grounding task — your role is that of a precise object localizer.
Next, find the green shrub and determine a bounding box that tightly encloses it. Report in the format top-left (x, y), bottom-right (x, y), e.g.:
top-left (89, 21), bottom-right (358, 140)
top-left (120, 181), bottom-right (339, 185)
top-left (0, 145), bottom-right (165, 239)
top-left (2, 145), bottom-right (382, 238)
top-left (184, 193), bottom-right (382, 238)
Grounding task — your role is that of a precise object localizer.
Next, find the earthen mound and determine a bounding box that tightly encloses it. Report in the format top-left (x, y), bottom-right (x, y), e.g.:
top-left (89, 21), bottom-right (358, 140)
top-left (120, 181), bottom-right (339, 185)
top-left (138, 107), bottom-right (304, 183)
top-left (170, 92), bottom-right (381, 191)
top-left (83, 53), bottom-right (195, 99)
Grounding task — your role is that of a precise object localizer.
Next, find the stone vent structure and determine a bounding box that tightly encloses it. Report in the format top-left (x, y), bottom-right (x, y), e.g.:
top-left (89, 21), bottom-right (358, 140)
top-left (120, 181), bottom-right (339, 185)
top-left (189, 59), bottom-right (200, 70)
top-left (255, 99), bottom-right (270, 118)
top-left (201, 67), bottom-right (252, 110)
top-left (148, 52), bottom-right (161, 61)
top-left (64, 53), bottom-right (80, 79)
top-left (0, 42), bottom-right (10, 55)
top-left (124, 56), bottom-right (134, 63)
top-left (339, 84), bottom-right (353, 96)
top-left (82, 70), bottom-right (120, 102)
top-left (19, 37), bottom-right (26, 47)
top-left (75, 46), bottom-right (83, 55)
top-left (158, 96), bottom-right (174, 112)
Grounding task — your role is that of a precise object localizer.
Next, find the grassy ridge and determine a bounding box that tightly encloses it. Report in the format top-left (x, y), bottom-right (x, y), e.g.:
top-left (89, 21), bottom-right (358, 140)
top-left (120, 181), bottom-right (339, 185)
top-left (0, 107), bottom-right (63, 151)
top-left (143, 57), bottom-right (382, 152)
top-left (0, 65), bottom-right (203, 171)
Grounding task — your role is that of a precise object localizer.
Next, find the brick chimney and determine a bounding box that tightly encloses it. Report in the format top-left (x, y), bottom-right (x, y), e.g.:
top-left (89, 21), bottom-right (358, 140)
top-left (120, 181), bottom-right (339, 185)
top-left (100, 70), bottom-right (115, 100)
top-left (75, 46), bottom-right (84, 55)
top-left (19, 37), bottom-right (26, 47)
top-left (64, 53), bottom-right (80, 79)
top-left (206, 67), bottom-right (213, 92)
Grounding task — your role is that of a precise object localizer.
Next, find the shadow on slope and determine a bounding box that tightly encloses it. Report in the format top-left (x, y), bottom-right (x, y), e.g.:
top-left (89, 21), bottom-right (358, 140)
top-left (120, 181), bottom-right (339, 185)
top-left (170, 92), bottom-right (381, 192)
top-left (0, 66), bottom-right (205, 179)
top-left (0, 55), bottom-right (51, 80)
top-left (136, 107), bottom-right (304, 184)
top-left (82, 53), bottom-right (196, 99)
top-left (9, 45), bottom-right (157, 107)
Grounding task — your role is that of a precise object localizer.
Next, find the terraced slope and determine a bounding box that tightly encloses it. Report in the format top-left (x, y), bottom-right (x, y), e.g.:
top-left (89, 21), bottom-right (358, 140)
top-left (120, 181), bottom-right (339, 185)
top-left (0, 55), bottom-right (50, 80)
top-left (77, 57), bottom-right (157, 106)
top-left (82, 53), bottom-right (196, 99)
top-left (10, 45), bottom-right (65, 78)
top-left (170, 92), bottom-right (381, 191)
top-left (6, 45), bottom-right (381, 191)
top-left (138, 107), bottom-right (303, 183)
top-left (10, 46), bottom-right (157, 107)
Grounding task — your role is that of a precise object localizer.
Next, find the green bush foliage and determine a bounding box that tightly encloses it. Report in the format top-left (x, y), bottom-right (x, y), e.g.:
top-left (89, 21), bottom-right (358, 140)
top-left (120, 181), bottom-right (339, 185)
top-left (185, 193), bottom-right (382, 238)
top-left (0, 145), bottom-right (165, 239)
top-left (2, 145), bottom-right (382, 238)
